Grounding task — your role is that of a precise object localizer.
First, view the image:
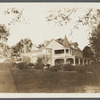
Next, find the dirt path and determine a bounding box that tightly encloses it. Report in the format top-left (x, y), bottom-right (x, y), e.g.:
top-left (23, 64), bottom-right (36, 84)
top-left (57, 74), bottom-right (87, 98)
top-left (0, 63), bottom-right (17, 93)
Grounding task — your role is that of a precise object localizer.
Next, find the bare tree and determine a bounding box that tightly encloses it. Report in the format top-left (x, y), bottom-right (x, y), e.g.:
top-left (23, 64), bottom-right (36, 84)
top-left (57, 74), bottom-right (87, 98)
top-left (41, 54), bottom-right (49, 65)
top-left (46, 8), bottom-right (100, 35)
top-left (3, 8), bottom-right (29, 26)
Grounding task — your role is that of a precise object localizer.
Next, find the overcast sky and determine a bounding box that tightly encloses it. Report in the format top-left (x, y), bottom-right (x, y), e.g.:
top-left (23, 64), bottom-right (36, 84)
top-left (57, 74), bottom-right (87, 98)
top-left (0, 3), bottom-right (100, 50)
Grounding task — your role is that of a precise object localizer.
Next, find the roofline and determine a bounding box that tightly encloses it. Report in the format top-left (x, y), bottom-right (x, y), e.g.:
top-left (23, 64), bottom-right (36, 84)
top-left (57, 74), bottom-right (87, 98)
top-left (45, 39), bottom-right (65, 48)
top-left (71, 47), bottom-right (82, 52)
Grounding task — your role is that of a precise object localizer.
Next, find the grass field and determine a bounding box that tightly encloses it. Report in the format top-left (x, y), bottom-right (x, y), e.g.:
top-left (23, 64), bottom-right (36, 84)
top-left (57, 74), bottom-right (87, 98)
top-left (11, 69), bottom-right (94, 93)
top-left (0, 63), bottom-right (100, 93)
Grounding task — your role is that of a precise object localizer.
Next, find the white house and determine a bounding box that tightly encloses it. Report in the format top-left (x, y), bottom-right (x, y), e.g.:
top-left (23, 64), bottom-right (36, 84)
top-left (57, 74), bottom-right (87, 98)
top-left (21, 35), bottom-right (91, 66)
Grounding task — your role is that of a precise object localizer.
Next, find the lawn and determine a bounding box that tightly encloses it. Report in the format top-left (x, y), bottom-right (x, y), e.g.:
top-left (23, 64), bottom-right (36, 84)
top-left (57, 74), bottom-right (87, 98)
top-left (0, 63), bottom-right (17, 93)
top-left (0, 63), bottom-right (100, 93)
top-left (11, 68), bottom-right (94, 93)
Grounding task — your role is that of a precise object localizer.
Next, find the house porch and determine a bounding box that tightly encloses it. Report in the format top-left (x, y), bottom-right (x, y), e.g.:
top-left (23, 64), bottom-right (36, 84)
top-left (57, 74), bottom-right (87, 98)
top-left (54, 57), bottom-right (91, 66)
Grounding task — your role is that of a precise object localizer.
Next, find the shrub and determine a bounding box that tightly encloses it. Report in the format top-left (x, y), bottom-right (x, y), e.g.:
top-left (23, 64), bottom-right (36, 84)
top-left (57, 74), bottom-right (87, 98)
top-left (28, 63), bottom-right (34, 66)
top-left (75, 65), bottom-right (83, 67)
top-left (35, 57), bottom-right (44, 70)
top-left (35, 63), bottom-right (44, 69)
top-left (17, 62), bottom-right (27, 70)
top-left (63, 64), bottom-right (75, 71)
top-left (91, 63), bottom-right (100, 75)
top-left (75, 66), bottom-right (85, 73)
top-left (10, 62), bottom-right (17, 67)
top-left (27, 63), bottom-right (35, 69)
top-left (46, 64), bottom-right (51, 68)
top-left (74, 65), bottom-right (94, 73)
top-left (49, 65), bottom-right (61, 71)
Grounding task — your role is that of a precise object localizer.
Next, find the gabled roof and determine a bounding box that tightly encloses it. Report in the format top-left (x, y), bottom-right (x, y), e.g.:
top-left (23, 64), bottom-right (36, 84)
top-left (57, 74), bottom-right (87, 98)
top-left (44, 39), bottom-right (54, 47)
top-left (45, 35), bottom-right (81, 51)
top-left (45, 39), bottom-right (65, 48)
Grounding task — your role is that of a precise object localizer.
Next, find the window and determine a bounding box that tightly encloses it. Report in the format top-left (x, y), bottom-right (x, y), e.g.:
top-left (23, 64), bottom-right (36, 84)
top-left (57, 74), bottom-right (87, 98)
top-left (54, 49), bottom-right (64, 54)
top-left (66, 49), bottom-right (69, 53)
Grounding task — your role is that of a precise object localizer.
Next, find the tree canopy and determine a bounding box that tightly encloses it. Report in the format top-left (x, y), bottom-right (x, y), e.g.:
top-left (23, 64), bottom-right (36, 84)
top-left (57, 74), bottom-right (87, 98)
top-left (3, 8), bottom-right (29, 26)
top-left (11, 38), bottom-right (33, 58)
top-left (0, 24), bottom-right (10, 41)
top-left (89, 24), bottom-right (100, 62)
top-left (83, 46), bottom-right (93, 59)
top-left (46, 8), bottom-right (100, 35)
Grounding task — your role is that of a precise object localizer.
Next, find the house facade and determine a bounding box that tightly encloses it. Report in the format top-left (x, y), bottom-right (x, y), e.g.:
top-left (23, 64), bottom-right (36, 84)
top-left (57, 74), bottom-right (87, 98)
top-left (21, 35), bottom-right (91, 66)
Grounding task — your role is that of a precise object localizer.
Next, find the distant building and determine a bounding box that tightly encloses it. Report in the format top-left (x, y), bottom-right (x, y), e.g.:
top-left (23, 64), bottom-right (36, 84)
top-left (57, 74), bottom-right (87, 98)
top-left (21, 35), bottom-right (91, 66)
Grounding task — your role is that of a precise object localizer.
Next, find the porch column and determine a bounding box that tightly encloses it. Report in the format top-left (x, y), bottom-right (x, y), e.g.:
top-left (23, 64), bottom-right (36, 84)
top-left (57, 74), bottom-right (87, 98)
top-left (69, 48), bottom-right (71, 54)
top-left (64, 59), bottom-right (66, 64)
top-left (52, 58), bottom-right (55, 66)
top-left (73, 57), bottom-right (75, 66)
top-left (70, 49), bottom-right (72, 54)
top-left (86, 60), bottom-right (88, 65)
top-left (79, 58), bottom-right (80, 65)
top-left (83, 59), bottom-right (84, 66)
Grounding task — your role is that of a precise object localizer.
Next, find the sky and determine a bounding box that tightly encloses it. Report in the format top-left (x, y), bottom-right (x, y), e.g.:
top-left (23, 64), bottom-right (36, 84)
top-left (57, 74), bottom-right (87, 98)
top-left (0, 3), bottom-right (100, 50)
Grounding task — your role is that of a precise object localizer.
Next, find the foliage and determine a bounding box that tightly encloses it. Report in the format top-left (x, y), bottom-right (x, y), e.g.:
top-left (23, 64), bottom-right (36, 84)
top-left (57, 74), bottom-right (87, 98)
top-left (0, 43), bottom-right (10, 57)
top-left (46, 8), bottom-right (100, 35)
top-left (41, 54), bottom-right (49, 65)
top-left (35, 57), bottom-right (44, 69)
top-left (0, 24), bottom-right (10, 39)
top-left (63, 64), bottom-right (75, 71)
top-left (11, 38), bottom-right (33, 58)
top-left (46, 64), bottom-right (51, 68)
top-left (37, 40), bottom-right (50, 49)
top-left (27, 63), bottom-right (34, 66)
top-left (89, 24), bottom-right (100, 62)
top-left (17, 62), bottom-right (27, 70)
top-left (49, 65), bottom-right (61, 71)
top-left (0, 25), bottom-right (10, 57)
top-left (92, 63), bottom-right (100, 75)
top-left (63, 64), bottom-right (93, 73)
top-left (3, 8), bottom-right (29, 26)
top-left (83, 46), bottom-right (94, 59)
top-left (10, 61), bottom-right (17, 67)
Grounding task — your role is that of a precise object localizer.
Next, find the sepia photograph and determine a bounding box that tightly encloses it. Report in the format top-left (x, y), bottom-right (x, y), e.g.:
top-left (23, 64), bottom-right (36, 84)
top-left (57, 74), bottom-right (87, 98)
top-left (0, 3), bottom-right (100, 94)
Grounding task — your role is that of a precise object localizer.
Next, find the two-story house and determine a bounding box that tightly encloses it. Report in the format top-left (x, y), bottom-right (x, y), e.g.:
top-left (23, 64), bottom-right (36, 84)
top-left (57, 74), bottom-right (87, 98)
top-left (44, 35), bottom-right (91, 66)
top-left (21, 35), bottom-right (91, 66)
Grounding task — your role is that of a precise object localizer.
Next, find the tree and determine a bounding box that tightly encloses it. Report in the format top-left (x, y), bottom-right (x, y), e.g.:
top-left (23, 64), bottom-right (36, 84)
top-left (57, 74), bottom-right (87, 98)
top-left (46, 8), bottom-right (100, 35)
top-left (0, 24), bottom-right (10, 57)
top-left (0, 24), bottom-right (10, 42)
top-left (0, 43), bottom-right (10, 57)
top-left (3, 8), bottom-right (28, 26)
top-left (0, 8), bottom-right (29, 57)
top-left (89, 24), bottom-right (100, 62)
top-left (41, 54), bottom-right (49, 65)
top-left (37, 40), bottom-right (49, 49)
top-left (23, 38), bottom-right (33, 53)
top-left (35, 57), bottom-right (44, 70)
top-left (83, 46), bottom-right (93, 59)
top-left (11, 38), bottom-right (33, 59)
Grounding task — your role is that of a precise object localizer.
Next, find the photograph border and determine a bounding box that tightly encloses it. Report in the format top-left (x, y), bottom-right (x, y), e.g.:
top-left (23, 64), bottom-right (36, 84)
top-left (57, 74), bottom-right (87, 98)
top-left (0, 1), bottom-right (100, 98)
